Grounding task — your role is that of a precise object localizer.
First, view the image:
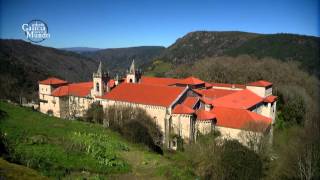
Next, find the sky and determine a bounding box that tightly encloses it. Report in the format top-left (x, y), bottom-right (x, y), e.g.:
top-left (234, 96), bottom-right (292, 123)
top-left (0, 0), bottom-right (319, 48)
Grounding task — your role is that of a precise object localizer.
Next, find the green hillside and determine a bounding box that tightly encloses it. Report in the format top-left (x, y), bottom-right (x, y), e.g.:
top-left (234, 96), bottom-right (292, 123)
top-left (156, 31), bottom-right (320, 77)
top-left (226, 33), bottom-right (320, 76)
top-left (82, 46), bottom-right (165, 74)
top-left (0, 40), bottom-right (98, 102)
top-left (0, 102), bottom-right (184, 179)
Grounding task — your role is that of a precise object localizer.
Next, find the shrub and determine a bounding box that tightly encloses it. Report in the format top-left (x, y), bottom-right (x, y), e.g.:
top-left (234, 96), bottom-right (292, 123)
top-left (104, 106), bottom-right (163, 153)
top-left (276, 85), bottom-right (310, 127)
top-left (184, 137), bottom-right (263, 180)
top-left (218, 140), bottom-right (263, 180)
top-left (84, 102), bottom-right (104, 124)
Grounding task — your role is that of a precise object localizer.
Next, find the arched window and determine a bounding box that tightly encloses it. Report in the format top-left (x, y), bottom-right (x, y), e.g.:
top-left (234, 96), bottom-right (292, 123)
top-left (129, 79), bottom-right (133, 83)
top-left (96, 82), bottom-right (100, 92)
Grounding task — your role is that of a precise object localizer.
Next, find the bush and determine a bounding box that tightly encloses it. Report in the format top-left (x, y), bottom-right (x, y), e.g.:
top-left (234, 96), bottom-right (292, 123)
top-left (276, 85), bottom-right (311, 127)
top-left (104, 106), bottom-right (163, 153)
top-left (84, 102), bottom-right (104, 124)
top-left (218, 140), bottom-right (263, 180)
top-left (184, 136), bottom-right (263, 180)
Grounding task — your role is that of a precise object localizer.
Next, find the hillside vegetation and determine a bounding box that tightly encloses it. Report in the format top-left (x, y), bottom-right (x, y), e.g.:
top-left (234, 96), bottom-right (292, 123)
top-left (0, 102), bottom-right (179, 179)
top-left (158, 31), bottom-right (320, 77)
top-left (1, 31), bottom-right (318, 102)
top-left (0, 102), bottom-right (279, 180)
top-left (165, 55), bottom-right (320, 179)
top-left (82, 46), bottom-right (165, 74)
top-left (0, 40), bottom-right (164, 102)
top-left (0, 40), bottom-right (98, 101)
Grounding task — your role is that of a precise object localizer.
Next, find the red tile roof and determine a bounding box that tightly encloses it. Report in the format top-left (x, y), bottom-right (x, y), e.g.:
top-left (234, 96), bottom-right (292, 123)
top-left (140, 76), bottom-right (180, 86)
top-left (52, 82), bottom-right (93, 97)
top-left (205, 82), bottom-right (213, 88)
top-left (39, 77), bottom-right (68, 85)
top-left (264, 95), bottom-right (277, 103)
top-left (200, 97), bottom-right (214, 104)
top-left (247, 80), bottom-right (272, 87)
top-left (175, 76), bottom-right (205, 85)
top-left (212, 89), bottom-right (263, 109)
top-left (212, 107), bottom-right (272, 131)
top-left (196, 89), bottom-right (238, 100)
top-left (51, 86), bottom-right (69, 97)
top-left (101, 83), bottom-right (186, 107)
top-left (211, 82), bottom-right (246, 89)
top-left (172, 104), bottom-right (195, 114)
top-left (182, 97), bottom-right (199, 108)
top-left (196, 110), bottom-right (216, 120)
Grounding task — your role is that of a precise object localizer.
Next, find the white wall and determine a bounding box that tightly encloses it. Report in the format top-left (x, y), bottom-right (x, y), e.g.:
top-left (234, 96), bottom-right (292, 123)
top-left (247, 86), bottom-right (272, 98)
top-left (196, 120), bottom-right (213, 135)
top-left (39, 84), bottom-right (52, 95)
top-left (39, 95), bottom-right (61, 117)
top-left (68, 96), bottom-right (94, 118)
top-left (171, 114), bottom-right (193, 142)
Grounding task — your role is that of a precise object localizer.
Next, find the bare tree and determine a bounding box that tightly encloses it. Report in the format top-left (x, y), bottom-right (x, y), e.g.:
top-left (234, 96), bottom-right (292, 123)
top-left (297, 143), bottom-right (320, 180)
top-left (239, 121), bottom-right (270, 155)
top-left (68, 96), bottom-right (84, 119)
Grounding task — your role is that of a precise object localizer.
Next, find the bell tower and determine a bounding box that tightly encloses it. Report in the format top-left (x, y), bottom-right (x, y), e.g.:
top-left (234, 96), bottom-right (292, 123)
top-left (126, 59), bottom-right (141, 83)
top-left (93, 61), bottom-right (109, 97)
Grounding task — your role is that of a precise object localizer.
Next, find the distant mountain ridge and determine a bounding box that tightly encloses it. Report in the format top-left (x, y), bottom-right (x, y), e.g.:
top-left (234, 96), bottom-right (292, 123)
top-left (1, 30), bottom-right (319, 102)
top-left (0, 40), bottom-right (165, 101)
top-left (61, 47), bottom-right (101, 53)
top-left (160, 31), bottom-right (259, 63)
top-left (82, 46), bottom-right (165, 74)
top-left (0, 40), bottom-right (99, 101)
top-left (158, 31), bottom-right (320, 76)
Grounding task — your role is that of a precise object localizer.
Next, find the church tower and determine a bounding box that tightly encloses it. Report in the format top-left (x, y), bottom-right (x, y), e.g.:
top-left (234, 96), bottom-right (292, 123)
top-left (92, 61), bottom-right (109, 97)
top-left (126, 59), bottom-right (141, 83)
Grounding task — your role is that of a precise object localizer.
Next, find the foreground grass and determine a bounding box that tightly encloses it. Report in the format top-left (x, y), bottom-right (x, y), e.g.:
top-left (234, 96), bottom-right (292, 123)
top-left (0, 102), bottom-right (193, 179)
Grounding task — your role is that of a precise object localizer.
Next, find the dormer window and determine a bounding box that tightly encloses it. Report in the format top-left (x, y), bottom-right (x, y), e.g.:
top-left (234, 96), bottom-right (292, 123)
top-left (96, 82), bottom-right (100, 92)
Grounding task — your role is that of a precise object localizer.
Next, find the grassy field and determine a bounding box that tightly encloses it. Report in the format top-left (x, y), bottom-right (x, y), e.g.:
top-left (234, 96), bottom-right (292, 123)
top-left (144, 60), bottom-right (172, 77)
top-left (0, 101), bottom-right (191, 179)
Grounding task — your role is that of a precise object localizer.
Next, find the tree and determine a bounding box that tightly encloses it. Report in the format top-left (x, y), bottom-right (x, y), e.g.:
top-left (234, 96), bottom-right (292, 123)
top-left (184, 135), bottom-right (263, 180)
top-left (68, 96), bottom-right (84, 119)
top-left (85, 102), bottom-right (104, 124)
top-left (104, 105), bottom-right (163, 153)
top-left (239, 121), bottom-right (270, 155)
top-left (218, 140), bottom-right (263, 180)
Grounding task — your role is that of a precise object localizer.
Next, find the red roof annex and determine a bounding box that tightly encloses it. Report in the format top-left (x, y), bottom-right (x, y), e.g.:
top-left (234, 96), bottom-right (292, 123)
top-left (264, 95), bottom-right (277, 103)
top-left (196, 89), bottom-right (238, 100)
top-left (212, 89), bottom-right (263, 109)
top-left (39, 77), bottom-right (68, 85)
top-left (212, 107), bottom-right (272, 130)
top-left (182, 97), bottom-right (199, 108)
top-left (211, 82), bottom-right (246, 89)
top-left (140, 76), bottom-right (180, 86)
top-left (101, 83), bottom-right (186, 107)
top-left (52, 82), bottom-right (93, 97)
top-left (247, 80), bottom-right (272, 87)
top-left (172, 104), bottom-right (195, 114)
top-left (175, 76), bottom-right (205, 85)
top-left (196, 109), bottom-right (216, 120)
